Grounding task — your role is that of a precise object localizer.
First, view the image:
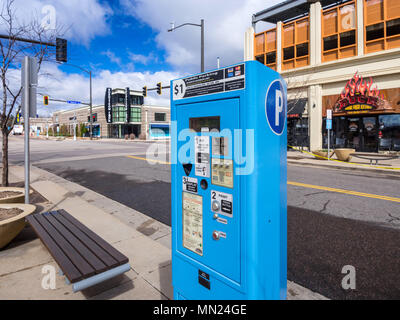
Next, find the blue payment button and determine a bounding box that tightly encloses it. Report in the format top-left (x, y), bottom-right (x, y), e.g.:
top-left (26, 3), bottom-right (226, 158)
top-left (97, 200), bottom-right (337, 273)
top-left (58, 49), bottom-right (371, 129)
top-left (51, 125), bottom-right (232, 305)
top-left (265, 79), bottom-right (287, 135)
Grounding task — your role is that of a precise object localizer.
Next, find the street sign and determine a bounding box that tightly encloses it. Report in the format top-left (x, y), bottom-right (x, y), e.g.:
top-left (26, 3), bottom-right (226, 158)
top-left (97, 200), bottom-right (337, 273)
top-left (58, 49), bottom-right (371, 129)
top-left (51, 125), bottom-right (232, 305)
top-left (326, 119), bottom-right (332, 130)
top-left (265, 79), bottom-right (287, 136)
top-left (67, 100), bottom-right (81, 104)
top-left (21, 57), bottom-right (38, 118)
top-left (327, 109), bottom-right (332, 120)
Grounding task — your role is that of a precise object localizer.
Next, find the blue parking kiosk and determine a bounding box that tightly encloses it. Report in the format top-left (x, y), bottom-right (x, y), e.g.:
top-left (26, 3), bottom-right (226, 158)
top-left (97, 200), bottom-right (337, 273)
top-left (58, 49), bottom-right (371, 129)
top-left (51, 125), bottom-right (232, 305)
top-left (171, 60), bottom-right (287, 300)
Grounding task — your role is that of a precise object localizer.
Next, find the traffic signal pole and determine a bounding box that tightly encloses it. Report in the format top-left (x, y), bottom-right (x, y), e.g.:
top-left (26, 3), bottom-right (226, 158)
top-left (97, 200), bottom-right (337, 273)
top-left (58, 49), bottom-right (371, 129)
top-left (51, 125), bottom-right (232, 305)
top-left (89, 70), bottom-right (93, 140)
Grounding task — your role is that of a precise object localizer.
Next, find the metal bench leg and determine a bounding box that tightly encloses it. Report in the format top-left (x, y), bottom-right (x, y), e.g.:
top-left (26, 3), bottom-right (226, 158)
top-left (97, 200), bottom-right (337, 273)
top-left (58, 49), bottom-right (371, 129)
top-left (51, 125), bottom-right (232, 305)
top-left (72, 263), bottom-right (131, 292)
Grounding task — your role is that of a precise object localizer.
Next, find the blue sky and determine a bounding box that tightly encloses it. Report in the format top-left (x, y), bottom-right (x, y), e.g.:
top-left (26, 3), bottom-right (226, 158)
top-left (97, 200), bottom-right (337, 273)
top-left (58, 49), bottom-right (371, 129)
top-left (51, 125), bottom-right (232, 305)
top-left (2, 0), bottom-right (277, 114)
top-left (63, 0), bottom-right (170, 75)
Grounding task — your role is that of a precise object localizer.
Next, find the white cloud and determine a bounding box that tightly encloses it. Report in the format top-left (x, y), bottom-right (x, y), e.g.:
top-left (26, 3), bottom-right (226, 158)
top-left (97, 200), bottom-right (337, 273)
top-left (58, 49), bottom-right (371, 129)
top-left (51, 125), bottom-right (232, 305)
top-left (33, 62), bottom-right (181, 116)
top-left (128, 52), bottom-right (157, 65)
top-left (2, 0), bottom-right (281, 118)
top-left (101, 50), bottom-right (122, 66)
top-left (0, 0), bottom-right (112, 45)
top-left (120, 0), bottom-right (279, 73)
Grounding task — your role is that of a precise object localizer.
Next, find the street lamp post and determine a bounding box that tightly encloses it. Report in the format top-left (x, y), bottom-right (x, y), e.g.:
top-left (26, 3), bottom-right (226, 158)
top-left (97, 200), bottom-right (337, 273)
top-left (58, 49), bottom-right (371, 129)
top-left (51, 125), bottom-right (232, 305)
top-left (168, 19), bottom-right (204, 73)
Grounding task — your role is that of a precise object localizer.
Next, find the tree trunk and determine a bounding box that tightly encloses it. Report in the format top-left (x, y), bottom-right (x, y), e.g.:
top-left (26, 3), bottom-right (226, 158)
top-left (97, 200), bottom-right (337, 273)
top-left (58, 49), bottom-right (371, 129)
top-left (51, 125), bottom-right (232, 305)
top-left (2, 129), bottom-right (9, 187)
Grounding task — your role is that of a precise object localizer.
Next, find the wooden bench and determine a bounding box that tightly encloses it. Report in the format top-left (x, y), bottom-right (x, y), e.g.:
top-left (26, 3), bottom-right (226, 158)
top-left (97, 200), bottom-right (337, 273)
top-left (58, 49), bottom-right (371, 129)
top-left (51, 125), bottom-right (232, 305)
top-left (26, 209), bottom-right (130, 292)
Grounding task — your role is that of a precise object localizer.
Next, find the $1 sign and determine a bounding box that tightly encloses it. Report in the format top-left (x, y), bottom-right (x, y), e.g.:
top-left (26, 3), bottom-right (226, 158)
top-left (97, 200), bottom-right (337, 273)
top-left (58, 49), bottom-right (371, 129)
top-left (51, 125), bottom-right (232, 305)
top-left (172, 79), bottom-right (186, 100)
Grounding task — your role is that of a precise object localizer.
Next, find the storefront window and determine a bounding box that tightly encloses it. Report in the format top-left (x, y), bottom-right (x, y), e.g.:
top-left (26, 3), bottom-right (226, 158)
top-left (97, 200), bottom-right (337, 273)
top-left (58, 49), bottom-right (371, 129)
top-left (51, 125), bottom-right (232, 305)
top-left (379, 114), bottom-right (400, 151)
top-left (288, 118), bottom-right (309, 148)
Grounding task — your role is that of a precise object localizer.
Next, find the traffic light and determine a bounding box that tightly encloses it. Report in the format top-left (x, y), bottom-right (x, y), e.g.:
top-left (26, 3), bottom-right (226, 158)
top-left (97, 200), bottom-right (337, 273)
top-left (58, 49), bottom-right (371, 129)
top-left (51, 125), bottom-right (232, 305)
top-left (43, 95), bottom-right (49, 106)
top-left (142, 86), bottom-right (147, 97)
top-left (16, 112), bottom-right (20, 124)
top-left (156, 82), bottom-right (162, 95)
top-left (56, 38), bottom-right (67, 62)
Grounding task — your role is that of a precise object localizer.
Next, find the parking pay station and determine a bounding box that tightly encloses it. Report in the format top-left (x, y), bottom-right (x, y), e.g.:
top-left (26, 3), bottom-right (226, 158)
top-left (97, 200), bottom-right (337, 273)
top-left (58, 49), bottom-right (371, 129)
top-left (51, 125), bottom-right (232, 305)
top-left (171, 61), bottom-right (287, 300)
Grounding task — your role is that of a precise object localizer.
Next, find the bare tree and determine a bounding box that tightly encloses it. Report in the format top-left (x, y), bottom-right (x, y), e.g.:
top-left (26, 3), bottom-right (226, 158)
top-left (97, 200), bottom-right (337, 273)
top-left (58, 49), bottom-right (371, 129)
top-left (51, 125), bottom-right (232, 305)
top-left (0, 0), bottom-right (63, 186)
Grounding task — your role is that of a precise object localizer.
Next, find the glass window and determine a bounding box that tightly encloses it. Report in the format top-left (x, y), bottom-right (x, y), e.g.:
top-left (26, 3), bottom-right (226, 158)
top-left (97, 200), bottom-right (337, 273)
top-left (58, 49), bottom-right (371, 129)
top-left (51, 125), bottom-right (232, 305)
top-left (366, 23), bottom-right (384, 41)
top-left (253, 28), bottom-right (277, 70)
top-left (189, 116), bottom-right (220, 132)
top-left (130, 107), bottom-right (141, 122)
top-left (340, 4), bottom-right (356, 31)
top-left (131, 95), bottom-right (144, 105)
top-left (379, 115), bottom-right (400, 150)
top-left (387, 18), bottom-right (400, 37)
top-left (154, 112), bottom-right (166, 121)
top-left (322, 1), bottom-right (357, 62)
top-left (324, 34), bottom-right (338, 51)
top-left (296, 43), bottom-right (308, 57)
top-left (112, 106), bottom-right (126, 122)
top-left (283, 46), bottom-right (295, 60)
top-left (365, 0), bottom-right (400, 53)
top-left (255, 55), bottom-right (264, 64)
top-left (266, 52), bottom-right (276, 64)
top-left (340, 30), bottom-right (356, 47)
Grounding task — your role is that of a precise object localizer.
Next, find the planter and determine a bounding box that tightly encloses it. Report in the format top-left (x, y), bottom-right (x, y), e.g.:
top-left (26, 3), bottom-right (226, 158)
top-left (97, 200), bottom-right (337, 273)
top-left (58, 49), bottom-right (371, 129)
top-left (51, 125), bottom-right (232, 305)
top-left (0, 203), bottom-right (36, 249)
top-left (334, 148), bottom-right (356, 162)
top-left (0, 187), bottom-right (32, 204)
top-left (312, 150), bottom-right (334, 160)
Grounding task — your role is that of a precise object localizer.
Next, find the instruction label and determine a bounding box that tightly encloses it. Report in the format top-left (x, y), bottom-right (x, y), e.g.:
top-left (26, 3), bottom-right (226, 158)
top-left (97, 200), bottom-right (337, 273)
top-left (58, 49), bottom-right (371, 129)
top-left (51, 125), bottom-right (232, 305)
top-left (182, 176), bottom-right (198, 193)
top-left (182, 192), bottom-right (203, 256)
top-left (195, 136), bottom-right (210, 177)
top-left (172, 64), bottom-right (245, 100)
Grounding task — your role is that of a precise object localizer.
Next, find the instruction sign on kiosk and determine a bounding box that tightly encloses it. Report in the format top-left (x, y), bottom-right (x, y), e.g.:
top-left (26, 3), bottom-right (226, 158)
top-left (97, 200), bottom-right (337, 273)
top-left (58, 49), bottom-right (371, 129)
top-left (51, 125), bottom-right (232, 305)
top-left (171, 61), bottom-right (287, 300)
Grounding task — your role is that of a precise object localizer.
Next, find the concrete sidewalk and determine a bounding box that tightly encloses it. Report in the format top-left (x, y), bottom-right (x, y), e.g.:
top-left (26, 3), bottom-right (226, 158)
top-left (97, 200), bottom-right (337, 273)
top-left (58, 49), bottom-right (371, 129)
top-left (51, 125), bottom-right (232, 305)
top-left (288, 149), bottom-right (400, 175)
top-left (0, 164), bottom-right (327, 300)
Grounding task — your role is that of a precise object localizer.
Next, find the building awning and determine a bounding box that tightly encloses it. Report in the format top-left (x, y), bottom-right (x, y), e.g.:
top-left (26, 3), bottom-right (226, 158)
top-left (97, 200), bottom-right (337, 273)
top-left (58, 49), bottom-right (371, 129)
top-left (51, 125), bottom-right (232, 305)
top-left (287, 98), bottom-right (307, 118)
top-left (150, 123), bottom-right (170, 129)
top-left (253, 0), bottom-right (343, 24)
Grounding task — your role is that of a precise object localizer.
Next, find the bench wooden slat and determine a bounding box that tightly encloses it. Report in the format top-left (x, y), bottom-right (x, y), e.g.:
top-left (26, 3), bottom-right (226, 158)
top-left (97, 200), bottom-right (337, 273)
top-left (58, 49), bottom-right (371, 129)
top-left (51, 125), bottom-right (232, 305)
top-left (35, 214), bottom-right (96, 281)
top-left (45, 212), bottom-right (108, 274)
top-left (52, 212), bottom-right (119, 269)
top-left (58, 209), bottom-right (128, 265)
top-left (26, 215), bottom-right (83, 283)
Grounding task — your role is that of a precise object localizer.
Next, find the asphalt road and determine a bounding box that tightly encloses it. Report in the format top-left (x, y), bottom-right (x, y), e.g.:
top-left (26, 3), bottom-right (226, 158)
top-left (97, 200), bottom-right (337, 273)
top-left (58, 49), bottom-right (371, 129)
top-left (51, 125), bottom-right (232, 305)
top-left (6, 136), bottom-right (400, 299)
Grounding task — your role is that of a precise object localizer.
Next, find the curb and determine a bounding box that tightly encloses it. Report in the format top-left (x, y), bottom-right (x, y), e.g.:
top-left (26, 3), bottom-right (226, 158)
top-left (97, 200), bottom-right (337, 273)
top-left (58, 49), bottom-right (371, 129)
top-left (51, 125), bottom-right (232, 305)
top-left (288, 159), bottom-right (400, 176)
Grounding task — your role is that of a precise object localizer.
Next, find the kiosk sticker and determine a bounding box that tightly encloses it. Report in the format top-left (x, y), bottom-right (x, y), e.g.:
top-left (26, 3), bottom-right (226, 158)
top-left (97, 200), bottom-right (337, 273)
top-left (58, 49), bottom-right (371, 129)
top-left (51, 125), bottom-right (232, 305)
top-left (182, 192), bottom-right (203, 256)
top-left (182, 176), bottom-right (198, 193)
top-left (195, 136), bottom-right (210, 177)
top-left (172, 64), bottom-right (245, 100)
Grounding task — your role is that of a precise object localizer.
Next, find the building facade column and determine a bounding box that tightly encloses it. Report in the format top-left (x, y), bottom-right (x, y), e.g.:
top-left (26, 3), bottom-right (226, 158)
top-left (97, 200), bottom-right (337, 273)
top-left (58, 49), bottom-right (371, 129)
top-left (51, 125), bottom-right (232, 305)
top-left (276, 21), bottom-right (283, 73)
top-left (308, 84), bottom-right (323, 151)
top-left (310, 1), bottom-right (322, 66)
top-left (244, 27), bottom-right (255, 61)
top-left (357, 0), bottom-right (364, 56)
